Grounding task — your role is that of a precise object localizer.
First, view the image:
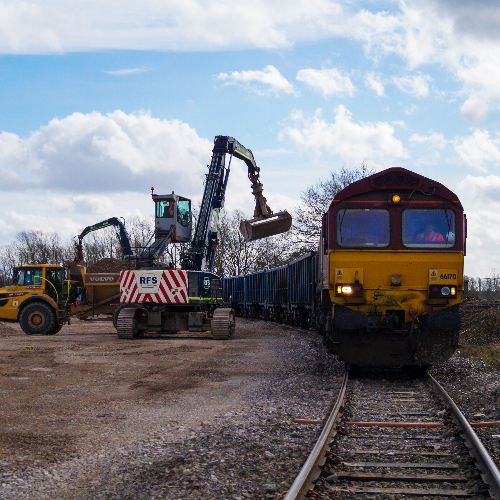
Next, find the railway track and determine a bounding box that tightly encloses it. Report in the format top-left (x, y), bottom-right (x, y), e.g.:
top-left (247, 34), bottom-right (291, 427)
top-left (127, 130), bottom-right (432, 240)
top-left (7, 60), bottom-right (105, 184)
top-left (285, 370), bottom-right (500, 500)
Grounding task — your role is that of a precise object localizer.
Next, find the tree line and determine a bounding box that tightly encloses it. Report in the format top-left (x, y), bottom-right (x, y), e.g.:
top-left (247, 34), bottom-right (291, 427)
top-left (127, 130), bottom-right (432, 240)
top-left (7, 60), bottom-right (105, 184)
top-left (0, 165), bottom-right (372, 286)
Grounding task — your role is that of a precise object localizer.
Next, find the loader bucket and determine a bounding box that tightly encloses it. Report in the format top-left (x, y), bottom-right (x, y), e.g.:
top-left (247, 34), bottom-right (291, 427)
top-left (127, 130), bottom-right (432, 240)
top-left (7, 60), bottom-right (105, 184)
top-left (240, 211), bottom-right (292, 242)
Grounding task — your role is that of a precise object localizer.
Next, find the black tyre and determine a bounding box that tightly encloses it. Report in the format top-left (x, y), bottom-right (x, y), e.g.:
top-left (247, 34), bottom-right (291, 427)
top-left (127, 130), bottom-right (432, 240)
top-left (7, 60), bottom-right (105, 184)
top-left (48, 322), bottom-right (64, 335)
top-left (20, 302), bottom-right (56, 336)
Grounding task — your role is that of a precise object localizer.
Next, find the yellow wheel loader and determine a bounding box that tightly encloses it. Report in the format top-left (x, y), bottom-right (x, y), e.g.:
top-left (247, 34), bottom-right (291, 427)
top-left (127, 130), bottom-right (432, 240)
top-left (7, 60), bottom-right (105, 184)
top-left (0, 264), bottom-right (71, 335)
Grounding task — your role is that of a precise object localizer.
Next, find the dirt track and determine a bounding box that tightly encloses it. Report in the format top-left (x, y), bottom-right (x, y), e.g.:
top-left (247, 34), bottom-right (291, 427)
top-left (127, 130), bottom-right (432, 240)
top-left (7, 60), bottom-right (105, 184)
top-left (0, 318), bottom-right (342, 499)
top-left (0, 320), bottom-right (279, 471)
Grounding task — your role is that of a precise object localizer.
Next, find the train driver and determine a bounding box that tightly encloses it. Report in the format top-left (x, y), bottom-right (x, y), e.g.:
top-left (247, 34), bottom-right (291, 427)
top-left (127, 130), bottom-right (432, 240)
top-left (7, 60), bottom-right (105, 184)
top-left (416, 223), bottom-right (445, 243)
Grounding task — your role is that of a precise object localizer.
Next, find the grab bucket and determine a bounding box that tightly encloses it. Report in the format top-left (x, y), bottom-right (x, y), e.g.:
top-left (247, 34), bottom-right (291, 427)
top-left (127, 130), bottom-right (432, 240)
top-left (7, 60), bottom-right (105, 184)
top-left (239, 211), bottom-right (292, 242)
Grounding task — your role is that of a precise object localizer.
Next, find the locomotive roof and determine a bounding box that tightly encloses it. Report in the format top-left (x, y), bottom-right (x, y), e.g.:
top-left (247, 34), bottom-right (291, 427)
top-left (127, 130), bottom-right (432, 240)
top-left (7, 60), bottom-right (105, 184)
top-left (332, 167), bottom-right (462, 208)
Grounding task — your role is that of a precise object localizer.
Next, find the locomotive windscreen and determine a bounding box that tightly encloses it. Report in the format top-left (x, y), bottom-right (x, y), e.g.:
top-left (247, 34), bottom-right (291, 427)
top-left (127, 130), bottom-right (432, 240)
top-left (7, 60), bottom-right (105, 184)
top-left (337, 209), bottom-right (390, 247)
top-left (403, 209), bottom-right (455, 248)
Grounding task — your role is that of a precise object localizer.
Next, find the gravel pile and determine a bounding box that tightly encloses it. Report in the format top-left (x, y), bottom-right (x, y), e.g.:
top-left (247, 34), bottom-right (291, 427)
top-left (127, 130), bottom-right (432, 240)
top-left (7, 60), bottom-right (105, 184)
top-left (86, 258), bottom-right (135, 273)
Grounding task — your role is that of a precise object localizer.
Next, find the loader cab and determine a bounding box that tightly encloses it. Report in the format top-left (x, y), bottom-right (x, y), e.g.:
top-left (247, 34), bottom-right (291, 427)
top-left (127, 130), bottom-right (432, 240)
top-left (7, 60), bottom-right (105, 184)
top-left (152, 192), bottom-right (192, 243)
top-left (13, 264), bottom-right (65, 302)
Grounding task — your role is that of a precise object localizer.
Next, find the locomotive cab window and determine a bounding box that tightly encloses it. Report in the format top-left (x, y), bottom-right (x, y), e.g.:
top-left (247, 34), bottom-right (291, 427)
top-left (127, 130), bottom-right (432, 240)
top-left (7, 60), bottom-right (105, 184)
top-left (337, 209), bottom-right (390, 247)
top-left (403, 209), bottom-right (455, 248)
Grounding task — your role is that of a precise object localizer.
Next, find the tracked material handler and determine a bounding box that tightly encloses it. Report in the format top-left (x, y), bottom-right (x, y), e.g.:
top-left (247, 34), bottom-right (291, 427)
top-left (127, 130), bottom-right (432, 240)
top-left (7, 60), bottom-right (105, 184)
top-left (116, 135), bottom-right (292, 340)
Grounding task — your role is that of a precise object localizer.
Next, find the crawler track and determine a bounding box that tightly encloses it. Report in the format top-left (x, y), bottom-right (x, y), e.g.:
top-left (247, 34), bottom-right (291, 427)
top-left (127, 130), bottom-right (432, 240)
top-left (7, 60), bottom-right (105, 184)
top-left (285, 370), bottom-right (500, 500)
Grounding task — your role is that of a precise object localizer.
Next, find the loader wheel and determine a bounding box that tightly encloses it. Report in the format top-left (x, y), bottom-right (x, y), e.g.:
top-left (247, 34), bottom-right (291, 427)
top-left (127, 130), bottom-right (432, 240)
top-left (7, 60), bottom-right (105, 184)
top-left (20, 302), bottom-right (56, 336)
top-left (48, 322), bottom-right (63, 335)
top-left (212, 308), bottom-right (235, 340)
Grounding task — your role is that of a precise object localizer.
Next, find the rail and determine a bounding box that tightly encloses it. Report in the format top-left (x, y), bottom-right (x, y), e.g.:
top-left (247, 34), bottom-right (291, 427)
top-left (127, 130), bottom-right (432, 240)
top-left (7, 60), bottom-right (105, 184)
top-left (428, 373), bottom-right (500, 500)
top-left (283, 370), bottom-right (349, 500)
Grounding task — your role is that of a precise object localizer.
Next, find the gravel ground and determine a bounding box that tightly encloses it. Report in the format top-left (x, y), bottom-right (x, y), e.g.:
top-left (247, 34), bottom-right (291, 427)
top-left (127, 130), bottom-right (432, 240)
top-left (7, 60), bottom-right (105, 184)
top-left (1, 314), bottom-right (499, 499)
top-left (430, 353), bottom-right (500, 471)
top-left (0, 319), bottom-right (344, 500)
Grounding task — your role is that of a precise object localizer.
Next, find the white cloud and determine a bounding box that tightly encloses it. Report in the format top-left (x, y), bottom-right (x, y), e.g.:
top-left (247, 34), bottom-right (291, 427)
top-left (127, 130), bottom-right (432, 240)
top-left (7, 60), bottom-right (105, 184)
top-left (296, 68), bottom-right (355, 98)
top-left (338, 1), bottom-right (500, 111)
top-left (392, 73), bottom-right (432, 98)
top-left (365, 72), bottom-right (385, 96)
top-left (457, 174), bottom-right (500, 276)
top-left (0, 110), bottom-right (213, 192)
top-left (0, 0), bottom-right (342, 54)
top-left (410, 131), bottom-right (447, 150)
top-left (216, 65), bottom-right (297, 96)
top-left (404, 104), bottom-right (418, 115)
top-left (453, 129), bottom-right (500, 171)
top-left (104, 67), bottom-right (152, 76)
top-left (459, 174), bottom-right (500, 204)
top-left (0, 110), bottom-right (289, 247)
top-left (0, 1), bottom-right (63, 54)
top-left (460, 98), bottom-right (489, 123)
top-left (280, 105), bottom-right (407, 166)
top-left (3, 0), bottom-right (500, 119)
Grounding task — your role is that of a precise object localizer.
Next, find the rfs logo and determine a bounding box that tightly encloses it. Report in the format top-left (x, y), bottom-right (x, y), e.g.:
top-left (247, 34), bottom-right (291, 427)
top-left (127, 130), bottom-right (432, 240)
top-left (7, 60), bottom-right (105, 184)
top-left (139, 274), bottom-right (158, 288)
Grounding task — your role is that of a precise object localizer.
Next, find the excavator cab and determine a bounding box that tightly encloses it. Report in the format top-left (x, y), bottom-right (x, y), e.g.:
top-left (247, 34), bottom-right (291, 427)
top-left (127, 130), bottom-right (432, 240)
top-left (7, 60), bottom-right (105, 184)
top-left (152, 192), bottom-right (192, 243)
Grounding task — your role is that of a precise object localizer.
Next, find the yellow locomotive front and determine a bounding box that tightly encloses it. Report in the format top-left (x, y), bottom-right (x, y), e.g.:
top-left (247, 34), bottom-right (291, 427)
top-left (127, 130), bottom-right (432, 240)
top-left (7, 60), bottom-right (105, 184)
top-left (318, 168), bottom-right (465, 367)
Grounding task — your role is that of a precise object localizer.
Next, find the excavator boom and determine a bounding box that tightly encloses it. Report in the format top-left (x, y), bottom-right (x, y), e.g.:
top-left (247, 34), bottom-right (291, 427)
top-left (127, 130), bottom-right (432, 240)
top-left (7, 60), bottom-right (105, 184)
top-left (74, 217), bottom-right (135, 263)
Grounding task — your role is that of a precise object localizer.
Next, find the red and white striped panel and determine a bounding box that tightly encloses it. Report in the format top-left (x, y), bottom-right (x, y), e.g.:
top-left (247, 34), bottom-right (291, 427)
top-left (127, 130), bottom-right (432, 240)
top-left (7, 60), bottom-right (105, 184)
top-left (120, 270), bottom-right (189, 304)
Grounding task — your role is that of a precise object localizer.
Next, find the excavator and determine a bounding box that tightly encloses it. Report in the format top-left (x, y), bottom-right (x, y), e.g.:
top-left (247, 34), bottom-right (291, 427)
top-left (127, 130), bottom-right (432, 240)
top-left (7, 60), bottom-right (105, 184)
top-left (0, 136), bottom-right (291, 337)
top-left (73, 217), bottom-right (135, 264)
top-left (115, 135), bottom-right (292, 340)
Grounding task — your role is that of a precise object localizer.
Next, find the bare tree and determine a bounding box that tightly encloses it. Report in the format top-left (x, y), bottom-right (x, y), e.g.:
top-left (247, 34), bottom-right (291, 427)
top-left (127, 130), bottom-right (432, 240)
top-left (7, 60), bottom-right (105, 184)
top-left (211, 210), bottom-right (294, 277)
top-left (15, 230), bottom-right (65, 265)
top-left (293, 163), bottom-right (374, 249)
top-left (0, 246), bottom-right (16, 286)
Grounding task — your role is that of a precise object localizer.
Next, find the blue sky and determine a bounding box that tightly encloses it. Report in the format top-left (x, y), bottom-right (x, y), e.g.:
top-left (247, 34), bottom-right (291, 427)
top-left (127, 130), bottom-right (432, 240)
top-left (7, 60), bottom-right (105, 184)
top-left (1, 0), bottom-right (500, 277)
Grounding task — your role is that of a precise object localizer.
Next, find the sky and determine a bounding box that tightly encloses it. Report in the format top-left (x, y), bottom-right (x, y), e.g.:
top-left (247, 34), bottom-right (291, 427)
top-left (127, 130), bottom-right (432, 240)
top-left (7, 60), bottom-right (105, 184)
top-left (1, 0), bottom-right (500, 277)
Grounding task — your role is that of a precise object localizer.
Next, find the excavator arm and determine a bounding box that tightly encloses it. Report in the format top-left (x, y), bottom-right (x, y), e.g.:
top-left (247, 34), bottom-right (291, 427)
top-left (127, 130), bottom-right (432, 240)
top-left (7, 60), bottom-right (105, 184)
top-left (181, 136), bottom-right (292, 272)
top-left (224, 139), bottom-right (273, 220)
top-left (74, 217), bottom-right (135, 263)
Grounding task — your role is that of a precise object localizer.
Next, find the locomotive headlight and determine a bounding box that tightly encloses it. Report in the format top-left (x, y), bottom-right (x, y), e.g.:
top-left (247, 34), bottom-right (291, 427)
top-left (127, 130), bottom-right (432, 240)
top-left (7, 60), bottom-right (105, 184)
top-left (389, 193), bottom-right (403, 204)
top-left (429, 284), bottom-right (457, 298)
top-left (335, 283), bottom-right (364, 297)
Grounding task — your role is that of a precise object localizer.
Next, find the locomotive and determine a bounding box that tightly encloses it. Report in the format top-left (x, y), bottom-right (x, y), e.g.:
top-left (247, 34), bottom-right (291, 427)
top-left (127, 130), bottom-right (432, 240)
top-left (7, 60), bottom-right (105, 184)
top-left (223, 167), bottom-right (465, 367)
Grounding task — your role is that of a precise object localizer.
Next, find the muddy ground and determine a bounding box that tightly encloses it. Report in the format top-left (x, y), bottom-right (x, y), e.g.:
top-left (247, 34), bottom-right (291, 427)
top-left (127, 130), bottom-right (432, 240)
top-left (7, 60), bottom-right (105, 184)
top-left (0, 319), bottom-right (292, 473)
top-left (0, 318), bottom-right (343, 499)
